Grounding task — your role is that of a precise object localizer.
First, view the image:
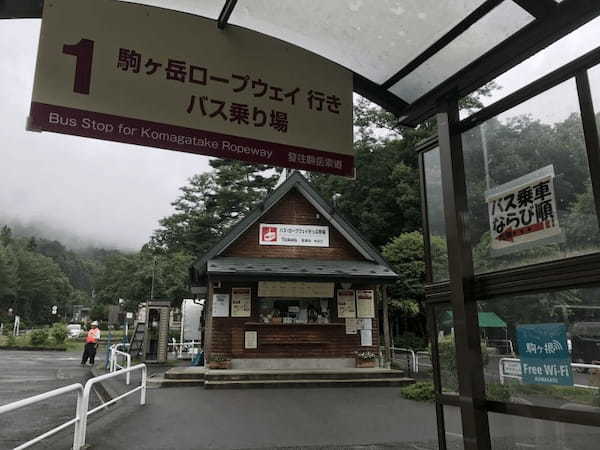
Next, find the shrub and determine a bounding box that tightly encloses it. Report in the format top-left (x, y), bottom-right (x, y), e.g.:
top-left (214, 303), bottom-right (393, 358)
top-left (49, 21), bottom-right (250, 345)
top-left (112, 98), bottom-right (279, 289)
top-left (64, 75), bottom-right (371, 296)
top-left (487, 383), bottom-right (511, 402)
top-left (29, 329), bottom-right (49, 346)
top-left (7, 334), bottom-right (17, 346)
top-left (400, 382), bottom-right (435, 402)
top-left (435, 335), bottom-right (489, 392)
top-left (50, 323), bottom-right (69, 345)
top-left (393, 332), bottom-right (427, 351)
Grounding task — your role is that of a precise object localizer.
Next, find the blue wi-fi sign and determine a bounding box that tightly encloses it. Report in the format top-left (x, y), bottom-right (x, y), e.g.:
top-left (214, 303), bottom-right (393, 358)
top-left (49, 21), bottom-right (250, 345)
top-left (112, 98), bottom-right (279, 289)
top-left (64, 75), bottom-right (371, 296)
top-left (516, 323), bottom-right (573, 386)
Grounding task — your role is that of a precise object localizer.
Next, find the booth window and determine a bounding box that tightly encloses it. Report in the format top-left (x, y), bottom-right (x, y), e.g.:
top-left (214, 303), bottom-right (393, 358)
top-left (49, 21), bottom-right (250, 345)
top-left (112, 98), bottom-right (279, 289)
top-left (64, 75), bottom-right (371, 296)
top-left (461, 79), bottom-right (600, 274)
top-left (258, 298), bottom-right (332, 324)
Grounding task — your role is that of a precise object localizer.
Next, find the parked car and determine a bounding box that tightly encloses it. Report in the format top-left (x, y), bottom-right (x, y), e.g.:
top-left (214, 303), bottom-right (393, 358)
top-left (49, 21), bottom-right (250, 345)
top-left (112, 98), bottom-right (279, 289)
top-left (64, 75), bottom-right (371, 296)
top-left (66, 323), bottom-right (83, 338)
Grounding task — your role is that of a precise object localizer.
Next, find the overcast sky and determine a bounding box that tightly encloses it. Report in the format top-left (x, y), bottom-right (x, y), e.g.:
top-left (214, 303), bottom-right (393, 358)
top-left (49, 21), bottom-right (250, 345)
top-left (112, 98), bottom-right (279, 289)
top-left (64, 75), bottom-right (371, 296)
top-left (0, 20), bottom-right (211, 251)
top-left (1, 13), bottom-right (599, 251)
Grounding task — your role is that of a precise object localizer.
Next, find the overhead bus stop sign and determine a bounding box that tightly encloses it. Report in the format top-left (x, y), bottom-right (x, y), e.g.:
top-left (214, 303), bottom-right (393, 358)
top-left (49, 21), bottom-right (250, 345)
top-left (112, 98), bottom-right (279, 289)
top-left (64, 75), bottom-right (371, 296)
top-left (28, 0), bottom-right (353, 176)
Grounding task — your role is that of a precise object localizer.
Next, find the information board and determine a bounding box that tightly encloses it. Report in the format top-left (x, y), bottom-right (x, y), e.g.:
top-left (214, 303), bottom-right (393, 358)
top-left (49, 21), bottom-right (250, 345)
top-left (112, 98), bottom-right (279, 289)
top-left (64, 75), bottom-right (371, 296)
top-left (29, 0), bottom-right (354, 176)
top-left (212, 294), bottom-right (230, 318)
top-left (258, 281), bottom-right (334, 298)
top-left (516, 323), bottom-right (573, 386)
top-left (231, 288), bottom-right (252, 317)
top-left (259, 224), bottom-right (329, 247)
top-left (485, 165), bottom-right (563, 256)
top-left (356, 290), bottom-right (375, 318)
top-left (337, 290), bottom-right (356, 318)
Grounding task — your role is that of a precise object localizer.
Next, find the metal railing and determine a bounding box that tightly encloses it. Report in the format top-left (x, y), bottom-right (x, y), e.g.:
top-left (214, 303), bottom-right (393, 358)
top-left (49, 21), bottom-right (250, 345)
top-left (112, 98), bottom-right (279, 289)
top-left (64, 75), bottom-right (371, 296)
top-left (0, 384), bottom-right (83, 450)
top-left (110, 344), bottom-right (132, 385)
top-left (168, 339), bottom-right (200, 359)
top-left (0, 363), bottom-right (146, 450)
top-left (499, 357), bottom-right (600, 389)
top-left (75, 364), bottom-right (147, 448)
top-left (390, 347), bottom-right (417, 373)
top-left (486, 338), bottom-right (515, 355)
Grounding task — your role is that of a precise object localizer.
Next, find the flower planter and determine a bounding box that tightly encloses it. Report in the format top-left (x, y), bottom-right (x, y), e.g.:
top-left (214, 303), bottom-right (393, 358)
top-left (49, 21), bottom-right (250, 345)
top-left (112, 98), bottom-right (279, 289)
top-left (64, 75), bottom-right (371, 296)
top-left (356, 359), bottom-right (376, 368)
top-left (208, 361), bottom-right (231, 369)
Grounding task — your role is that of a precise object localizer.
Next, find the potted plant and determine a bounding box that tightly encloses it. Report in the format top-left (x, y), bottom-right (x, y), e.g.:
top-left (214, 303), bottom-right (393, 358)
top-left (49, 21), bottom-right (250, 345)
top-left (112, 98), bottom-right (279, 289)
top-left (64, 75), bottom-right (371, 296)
top-left (208, 353), bottom-right (232, 369)
top-left (355, 350), bottom-right (377, 368)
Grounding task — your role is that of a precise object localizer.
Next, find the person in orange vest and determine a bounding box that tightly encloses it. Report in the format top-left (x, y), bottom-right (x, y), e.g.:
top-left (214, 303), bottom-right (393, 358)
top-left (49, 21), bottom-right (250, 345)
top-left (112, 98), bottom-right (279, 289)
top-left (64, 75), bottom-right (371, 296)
top-left (80, 321), bottom-right (101, 366)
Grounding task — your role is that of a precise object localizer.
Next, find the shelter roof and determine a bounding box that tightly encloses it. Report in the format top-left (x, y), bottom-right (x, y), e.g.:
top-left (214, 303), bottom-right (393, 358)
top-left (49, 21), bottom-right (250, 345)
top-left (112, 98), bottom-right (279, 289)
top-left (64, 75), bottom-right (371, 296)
top-left (5, 0), bottom-right (600, 125)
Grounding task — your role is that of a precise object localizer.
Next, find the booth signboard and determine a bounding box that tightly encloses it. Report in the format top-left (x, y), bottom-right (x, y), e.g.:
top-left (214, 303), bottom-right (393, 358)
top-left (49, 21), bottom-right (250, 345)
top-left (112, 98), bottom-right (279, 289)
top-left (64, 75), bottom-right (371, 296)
top-left (360, 329), bottom-right (373, 346)
top-left (485, 165), bottom-right (563, 256)
top-left (337, 290), bottom-right (356, 318)
top-left (245, 331), bottom-right (258, 349)
top-left (516, 323), bottom-right (573, 386)
top-left (231, 288), bottom-right (252, 317)
top-left (259, 224), bottom-right (329, 247)
top-left (29, 0), bottom-right (353, 176)
top-left (356, 290), bottom-right (375, 318)
top-left (212, 294), bottom-right (230, 317)
top-left (258, 281), bottom-right (334, 298)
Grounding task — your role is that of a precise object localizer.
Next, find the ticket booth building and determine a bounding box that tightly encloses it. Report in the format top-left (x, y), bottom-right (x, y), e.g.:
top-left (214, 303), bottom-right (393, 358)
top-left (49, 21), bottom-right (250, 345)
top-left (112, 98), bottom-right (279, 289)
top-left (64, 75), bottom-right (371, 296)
top-left (190, 172), bottom-right (398, 370)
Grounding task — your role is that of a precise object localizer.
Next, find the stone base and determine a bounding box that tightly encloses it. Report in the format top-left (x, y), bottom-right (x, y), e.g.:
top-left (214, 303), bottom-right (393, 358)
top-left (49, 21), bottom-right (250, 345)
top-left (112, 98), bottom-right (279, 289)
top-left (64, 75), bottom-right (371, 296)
top-left (231, 358), bottom-right (356, 370)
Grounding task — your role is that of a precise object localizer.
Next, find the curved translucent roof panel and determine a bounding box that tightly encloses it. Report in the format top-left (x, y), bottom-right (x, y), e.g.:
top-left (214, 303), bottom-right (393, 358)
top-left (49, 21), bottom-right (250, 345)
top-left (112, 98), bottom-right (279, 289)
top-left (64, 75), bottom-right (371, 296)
top-left (389, 1), bottom-right (533, 103)
top-left (228, 0), bottom-right (486, 86)
top-left (3, 0), bottom-right (600, 125)
top-left (119, 0), bottom-right (224, 19)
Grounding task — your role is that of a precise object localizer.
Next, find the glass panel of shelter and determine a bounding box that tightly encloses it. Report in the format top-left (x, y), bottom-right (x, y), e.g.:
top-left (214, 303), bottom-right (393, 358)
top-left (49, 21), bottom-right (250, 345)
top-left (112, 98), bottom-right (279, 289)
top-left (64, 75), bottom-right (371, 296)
top-left (424, 50), bottom-right (600, 449)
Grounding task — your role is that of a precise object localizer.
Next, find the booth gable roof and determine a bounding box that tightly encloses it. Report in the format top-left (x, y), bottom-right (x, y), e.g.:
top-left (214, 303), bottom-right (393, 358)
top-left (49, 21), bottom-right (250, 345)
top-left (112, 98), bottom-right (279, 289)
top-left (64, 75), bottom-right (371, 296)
top-left (4, 0), bottom-right (600, 126)
top-left (192, 171), bottom-right (393, 273)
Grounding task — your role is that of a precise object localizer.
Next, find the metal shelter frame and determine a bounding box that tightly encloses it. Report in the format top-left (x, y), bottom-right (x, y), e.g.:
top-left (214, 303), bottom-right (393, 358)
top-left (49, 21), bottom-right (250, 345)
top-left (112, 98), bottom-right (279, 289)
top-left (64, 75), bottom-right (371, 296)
top-left (4, 1), bottom-right (600, 449)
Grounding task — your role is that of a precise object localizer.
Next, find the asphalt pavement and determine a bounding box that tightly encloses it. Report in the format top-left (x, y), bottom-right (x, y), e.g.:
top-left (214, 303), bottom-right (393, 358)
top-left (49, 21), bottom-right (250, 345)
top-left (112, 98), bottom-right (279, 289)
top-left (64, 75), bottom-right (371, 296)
top-left (0, 350), bottom-right (98, 450)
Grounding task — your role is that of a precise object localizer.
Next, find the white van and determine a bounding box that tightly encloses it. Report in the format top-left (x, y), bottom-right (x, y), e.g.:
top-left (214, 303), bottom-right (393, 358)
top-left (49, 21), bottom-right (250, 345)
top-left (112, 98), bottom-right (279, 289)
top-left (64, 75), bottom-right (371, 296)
top-left (66, 323), bottom-right (82, 338)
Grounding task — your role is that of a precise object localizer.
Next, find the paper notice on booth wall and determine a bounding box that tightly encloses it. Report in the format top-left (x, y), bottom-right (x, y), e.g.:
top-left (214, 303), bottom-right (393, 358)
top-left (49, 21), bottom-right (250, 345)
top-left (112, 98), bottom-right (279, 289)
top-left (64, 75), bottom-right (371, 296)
top-left (356, 290), bottom-right (375, 318)
top-left (212, 294), bottom-right (230, 317)
top-left (245, 331), bottom-right (258, 349)
top-left (360, 329), bottom-right (373, 346)
top-left (345, 318), bottom-right (358, 334)
top-left (485, 165), bottom-right (564, 257)
top-left (231, 288), bottom-right (252, 317)
top-left (337, 290), bottom-right (356, 318)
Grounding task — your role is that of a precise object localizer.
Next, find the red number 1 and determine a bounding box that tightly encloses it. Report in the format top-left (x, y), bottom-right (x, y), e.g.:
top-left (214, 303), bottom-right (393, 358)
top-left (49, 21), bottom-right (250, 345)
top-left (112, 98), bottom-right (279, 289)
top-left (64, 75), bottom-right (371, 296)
top-left (62, 39), bottom-right (94, 95)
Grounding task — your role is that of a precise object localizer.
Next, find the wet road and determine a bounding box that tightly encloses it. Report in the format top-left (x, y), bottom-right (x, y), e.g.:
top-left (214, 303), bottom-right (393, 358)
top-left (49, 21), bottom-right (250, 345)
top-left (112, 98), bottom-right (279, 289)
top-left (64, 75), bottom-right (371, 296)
top-left (0, 350), bottom-right (94, 449)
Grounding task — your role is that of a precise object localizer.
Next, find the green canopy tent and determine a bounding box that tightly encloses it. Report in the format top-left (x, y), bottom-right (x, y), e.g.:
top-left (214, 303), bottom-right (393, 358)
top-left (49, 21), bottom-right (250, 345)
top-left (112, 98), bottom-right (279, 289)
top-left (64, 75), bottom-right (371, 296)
top-left (440, 311), bottom-right (512, 354)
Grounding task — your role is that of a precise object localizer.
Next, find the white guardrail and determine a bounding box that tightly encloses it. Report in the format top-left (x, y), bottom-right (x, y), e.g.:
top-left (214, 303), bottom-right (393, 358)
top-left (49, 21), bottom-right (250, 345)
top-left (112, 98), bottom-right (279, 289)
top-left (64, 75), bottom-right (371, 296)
top-left (390, 347), bottom-right (418, 373)
top-left (499, 357), bottom-right (600, 389)
top-left (109, 343), bottom-right (132, 385)
top-left (168, 339), bottom-right (200, 359)
top-left (0, 363), bottom-right (147, 450)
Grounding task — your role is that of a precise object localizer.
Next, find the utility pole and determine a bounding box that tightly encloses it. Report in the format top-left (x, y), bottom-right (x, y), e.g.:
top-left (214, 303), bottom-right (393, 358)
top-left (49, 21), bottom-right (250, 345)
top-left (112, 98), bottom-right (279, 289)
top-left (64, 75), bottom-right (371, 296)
top-left (150, 256), bottom-right (157, 300)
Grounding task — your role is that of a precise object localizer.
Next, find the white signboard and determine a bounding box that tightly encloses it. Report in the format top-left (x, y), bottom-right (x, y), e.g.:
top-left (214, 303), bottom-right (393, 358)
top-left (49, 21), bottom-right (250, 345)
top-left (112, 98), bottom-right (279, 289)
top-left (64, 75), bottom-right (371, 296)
top-left (259, 224), bottom-right (329, 247)
top-left (244, 331), bottom-right (258, 349)
top-left (258, 281), bottom-right (334, 298)
top-left (502, 360), bottom-right (523, 378)
top-left (485, 165), bottom-right (563, 256)
top-left (356, 290), bottom-right (375, 318)
top-left (212, 294), bottom-right (230, 317)
top-left (231, 288), bottom-right (252, 317)
top-left (29, 0), bottom-right (354, 176)
top-left (337, 290), bottom-right (356, 318)
top-left (360, 329), bottom-right (373, 347)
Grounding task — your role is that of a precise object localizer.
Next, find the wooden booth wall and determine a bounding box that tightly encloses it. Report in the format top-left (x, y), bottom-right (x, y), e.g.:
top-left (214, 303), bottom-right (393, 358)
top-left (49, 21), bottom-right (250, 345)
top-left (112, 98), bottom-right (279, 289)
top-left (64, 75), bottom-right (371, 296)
top-left (208, 282), bottom-right (380, 359)
top-left (222, 189), bottom-right (366, 261)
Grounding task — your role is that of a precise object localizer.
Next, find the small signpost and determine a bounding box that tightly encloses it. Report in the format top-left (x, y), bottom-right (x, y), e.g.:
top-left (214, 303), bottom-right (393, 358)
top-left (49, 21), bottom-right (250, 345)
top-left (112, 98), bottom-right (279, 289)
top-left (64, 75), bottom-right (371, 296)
top-left (516, 323), bottom-right (573, 386)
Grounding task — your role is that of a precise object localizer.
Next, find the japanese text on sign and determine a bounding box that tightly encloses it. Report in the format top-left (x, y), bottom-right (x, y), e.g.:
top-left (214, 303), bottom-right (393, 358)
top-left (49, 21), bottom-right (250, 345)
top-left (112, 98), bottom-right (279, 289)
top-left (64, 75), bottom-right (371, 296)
top-left (485, 165), bottom-right (563, 256)
top-left (516, 323), bottom-right (573, 386)
top-left (259, 224), bottom-right (329, 247)
top-left (29, 0), bottom-right (354, 176)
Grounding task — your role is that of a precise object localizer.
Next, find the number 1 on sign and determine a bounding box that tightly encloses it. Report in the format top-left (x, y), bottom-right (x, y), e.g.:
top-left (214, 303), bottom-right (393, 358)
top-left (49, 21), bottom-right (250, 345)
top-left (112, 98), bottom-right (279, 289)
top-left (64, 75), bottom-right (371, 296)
top-left (62, 39), bottom-right (94, 95)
